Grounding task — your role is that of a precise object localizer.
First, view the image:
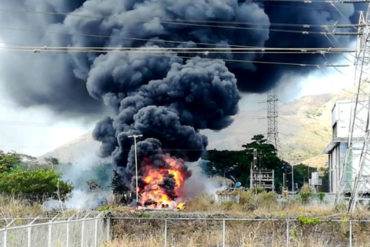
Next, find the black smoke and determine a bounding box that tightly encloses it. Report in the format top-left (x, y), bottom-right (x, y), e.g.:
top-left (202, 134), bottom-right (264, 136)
top-left (0, 0), bottom-right (363, 194)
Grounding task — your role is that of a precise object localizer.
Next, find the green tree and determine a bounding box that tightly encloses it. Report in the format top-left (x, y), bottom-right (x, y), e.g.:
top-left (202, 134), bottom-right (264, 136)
top-left (0, 168), bottom-right (73, 203)
top-left (0, 151), bottom-right (21, 173)
top-left (204, 135), bottom-right (294, 192)
top-left (203, 150), bottom-right (249, 185)
top-left (290, 164), bottom-right (317, 191)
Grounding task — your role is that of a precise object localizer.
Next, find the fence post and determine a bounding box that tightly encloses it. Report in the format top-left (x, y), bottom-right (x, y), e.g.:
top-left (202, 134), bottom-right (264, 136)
top-left (81, 213), bottom-right (90, 247)
top-left (164, 219), bottom-right (168, 247)
top-left (3, 219), bottom-right (15, 247)
top-left (94, 218), bottom-right (98, 247)
top-left (286, 219), bottom-right (289, 247)
top-left (349, 220), bottom-right (353, 247)
top-left (94, 212), bottom-right (105, 247)
top-left (81, 220), bottom-right (85, 247)
top-left (106, 216), bottom-right (110, 241)
top-left (66, 214), bottom-right (75, 247)
top-left (3, 229), bottom-right (6, 247)
top-left (222, 219), bottom-right (226, 247)
top-left (48, 215), bottom-right (59, 247)
top-left (27, 216), bottom-right (40, 247)
top-left (27, 225), bottom-right (31, 247)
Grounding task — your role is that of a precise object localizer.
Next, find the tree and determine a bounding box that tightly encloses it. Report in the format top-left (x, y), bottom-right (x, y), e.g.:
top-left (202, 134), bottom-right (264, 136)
top-left (292, 164), bottom-right (317, 190)
top-left (0, 168), bottom-right (73, 203)
top-left (203, 150), bottom-right (249, 185)
top-left (0, 151), bottom-right (21, 173)
top-left (204, 135), bottom-right (299, 192)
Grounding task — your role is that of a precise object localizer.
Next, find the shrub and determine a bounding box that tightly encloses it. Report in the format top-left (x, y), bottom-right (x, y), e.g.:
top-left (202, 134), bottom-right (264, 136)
top-left (298, 184), bottom-right (312, 204)
top-left (317, 192), bottom-right (325, 202)
top-left (298, 215), bottom-right (320, 224)
top-left (249, 187), bottom-right (266, 194)
top-left (298, 192), bottom-right (312, 204)
top-left (239, 190), bottom-right (277, 211)
top-left (0, 168), bottom-right (73, 203)
top-left (185, 193), bottom-right (214, 211)
top-left (0, 151), bottom-right (20, 173)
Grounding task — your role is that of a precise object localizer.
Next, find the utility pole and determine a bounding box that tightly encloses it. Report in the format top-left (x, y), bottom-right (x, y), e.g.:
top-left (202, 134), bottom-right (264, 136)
top-left (267, 89), bottom-right (279, 152)
top-left (128, 134), bottom-right (143, 206)
top-left (291, 165), bottom-right (294, 193)
top-left (250, 149), bottom-right (257, 189)
top-left (253, 149), bottom-right (258, 169)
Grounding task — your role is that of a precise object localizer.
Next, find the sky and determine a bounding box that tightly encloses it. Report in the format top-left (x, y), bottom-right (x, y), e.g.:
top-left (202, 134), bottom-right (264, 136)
top-left (0, 58), bottom-right (355, 157)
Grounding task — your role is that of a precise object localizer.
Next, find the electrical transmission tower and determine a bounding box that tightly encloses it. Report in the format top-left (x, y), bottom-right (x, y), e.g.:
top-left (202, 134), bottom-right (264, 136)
top-left (267, 90), bottom-right (279, 151)
top-left (335, 4), bottom-right (370, 212)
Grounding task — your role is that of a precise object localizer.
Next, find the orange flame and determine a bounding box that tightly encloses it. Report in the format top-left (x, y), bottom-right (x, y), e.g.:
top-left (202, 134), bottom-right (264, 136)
top-left (139, 155), bottom-right (188, 209)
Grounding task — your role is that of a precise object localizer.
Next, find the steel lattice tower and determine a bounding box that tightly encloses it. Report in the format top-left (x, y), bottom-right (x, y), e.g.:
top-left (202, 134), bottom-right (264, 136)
top-left (335, 4), bottom-right (370, 212)
top-left (267, 90), bottom-right (279, 151)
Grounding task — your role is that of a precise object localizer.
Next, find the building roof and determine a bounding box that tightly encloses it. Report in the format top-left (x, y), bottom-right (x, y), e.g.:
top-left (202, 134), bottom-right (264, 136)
top-left (323, 137), bottom-right (364, 154)
top-left (323, 138), bottom-right (347, 153)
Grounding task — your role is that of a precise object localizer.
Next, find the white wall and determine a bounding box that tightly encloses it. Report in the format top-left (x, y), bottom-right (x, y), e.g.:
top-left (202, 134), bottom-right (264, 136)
top-left (332, 101), bottom-right (368, 139)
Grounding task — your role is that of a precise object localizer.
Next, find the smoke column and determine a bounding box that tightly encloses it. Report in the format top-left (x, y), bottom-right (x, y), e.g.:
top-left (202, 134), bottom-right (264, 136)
top-left (0, 0), bottom-right (361, 203)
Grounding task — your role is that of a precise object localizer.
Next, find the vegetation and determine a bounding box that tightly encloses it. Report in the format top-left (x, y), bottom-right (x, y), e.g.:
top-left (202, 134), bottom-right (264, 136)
top-left (0, 151), bottom-right (21, 173)
top-left (0, 151), bottom-right (73, 203)
top-left (297, 184), bottom-right (312, 204)
top-left (203, 135), bottom-right (318, 192)
top-left (0, 168), bottom-right (72, 202)
top-left (0, 194), bottom-right (44, 218)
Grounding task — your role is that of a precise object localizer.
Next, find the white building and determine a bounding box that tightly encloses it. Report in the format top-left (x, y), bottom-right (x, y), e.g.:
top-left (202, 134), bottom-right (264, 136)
top-left (324, 100), bottom-right (370, 194)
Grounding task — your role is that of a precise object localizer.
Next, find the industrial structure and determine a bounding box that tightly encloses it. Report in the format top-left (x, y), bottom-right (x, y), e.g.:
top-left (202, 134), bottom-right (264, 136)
top-left (249, 148), bottom-right (275, 192)
top-left (250, 168), bottom-right (275, 192)
top-left (334, 5), bottom-right (370, 212)
top-left (267, 90), bottom-right (280, 150)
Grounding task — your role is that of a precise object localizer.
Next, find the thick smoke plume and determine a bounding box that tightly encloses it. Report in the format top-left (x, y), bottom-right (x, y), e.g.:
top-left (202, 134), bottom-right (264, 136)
top-left (0, 0), bottom-right (362, 200)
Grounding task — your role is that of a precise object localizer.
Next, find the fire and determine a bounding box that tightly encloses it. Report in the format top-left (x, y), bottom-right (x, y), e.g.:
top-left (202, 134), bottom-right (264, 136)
top-left (139, 155), bottom-right (188, 209)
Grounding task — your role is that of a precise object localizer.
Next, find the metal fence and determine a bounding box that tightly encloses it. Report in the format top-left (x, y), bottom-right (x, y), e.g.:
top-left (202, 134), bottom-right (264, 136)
top-left (110, 217), bottom-right (370, 247)
top-left (1, 215), bottom-right (370, 247)
top-left (0, 213), bottom-right (110, 247)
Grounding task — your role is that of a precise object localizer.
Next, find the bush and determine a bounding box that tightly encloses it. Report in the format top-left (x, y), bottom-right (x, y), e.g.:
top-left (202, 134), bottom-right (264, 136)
top-left (239, 190), bottom-right (277, 211)
top-left (0, 168), bottom-right (73, 203)
top-left (185, 193), bottom-right (214, 211)
top-left (249, 187), bottom-right (266, 194)
top-left (317, 192), bottom-right (325, 202)
top-left (298, 184), bottom-right (312, 204)
top-left (0, 151), bottom-right (20, 173)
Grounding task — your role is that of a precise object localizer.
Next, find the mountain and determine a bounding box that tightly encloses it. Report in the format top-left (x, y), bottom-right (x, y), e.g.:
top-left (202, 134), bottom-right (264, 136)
top-left (203, 90), bottom-right (352, 167)
top-left (40, 132), bottom-right (101, 164)
top-left (41, 91), bottom-right (352, 167)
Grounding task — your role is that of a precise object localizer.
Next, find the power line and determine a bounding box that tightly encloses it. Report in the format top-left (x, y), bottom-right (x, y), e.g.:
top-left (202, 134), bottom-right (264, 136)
top-left (3, 25), bottom-right (354, 49)
top-left (253, 0), bottom-right (370, 3)
top-left (0, 45), bottom-right (352, 67)
top-left (0, 45), bottom-right (355, 52)
top-left (0, 7), bottom-right (360, 28)
top-left (0, 8), bottom-right (361, 36)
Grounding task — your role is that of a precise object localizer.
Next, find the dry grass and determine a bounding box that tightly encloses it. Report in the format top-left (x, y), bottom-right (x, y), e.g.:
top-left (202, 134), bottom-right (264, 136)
top-left (106, 218), bottom-right (370, 247)
top-left (106, 191), bottom-right (370, 247)
top-left (183, 191), bottom-right (352, 219)
top-left (0, 194), bottom-right (44, 218)
top-left (104, 238), bottom-right (334, 247)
